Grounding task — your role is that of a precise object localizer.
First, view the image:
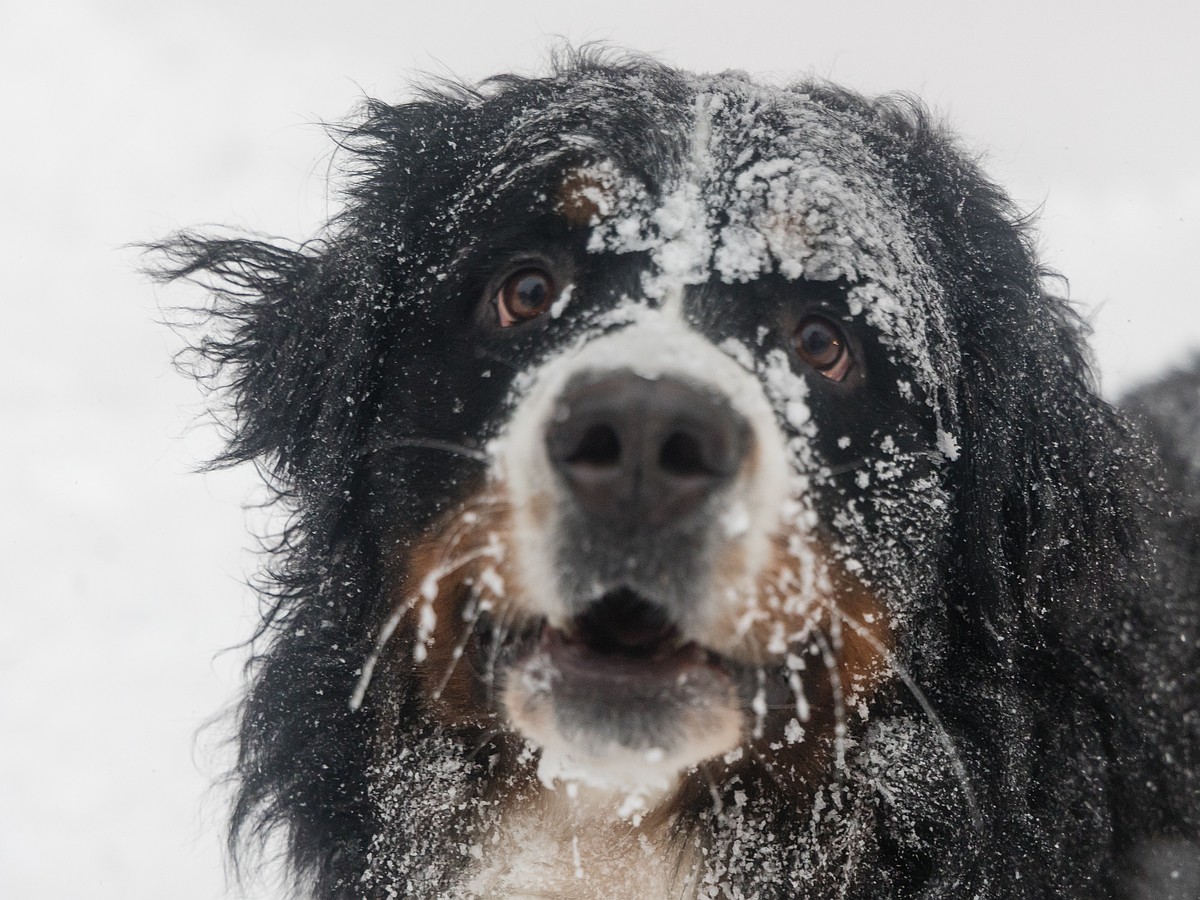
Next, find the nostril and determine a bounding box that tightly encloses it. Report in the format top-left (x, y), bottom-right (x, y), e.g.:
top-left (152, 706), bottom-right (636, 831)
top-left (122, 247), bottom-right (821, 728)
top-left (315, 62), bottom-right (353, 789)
top-left (567, 423), bottom-right (621, 467)
top-left (547, 372), bottom-right (749, 528)
top-left (659, 431), bottom-right (711, 477)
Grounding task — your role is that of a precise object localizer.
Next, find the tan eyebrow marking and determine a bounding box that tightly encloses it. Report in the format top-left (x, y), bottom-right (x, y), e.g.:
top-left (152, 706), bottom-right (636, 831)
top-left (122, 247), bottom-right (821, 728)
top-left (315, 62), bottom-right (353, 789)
top-left (556, 167), bottom-right (616, 227)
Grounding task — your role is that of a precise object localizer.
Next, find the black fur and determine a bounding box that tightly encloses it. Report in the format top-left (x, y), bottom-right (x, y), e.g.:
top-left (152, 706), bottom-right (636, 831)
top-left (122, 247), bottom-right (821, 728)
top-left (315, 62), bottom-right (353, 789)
top-left (156, 51), bottom-right (1199, 898)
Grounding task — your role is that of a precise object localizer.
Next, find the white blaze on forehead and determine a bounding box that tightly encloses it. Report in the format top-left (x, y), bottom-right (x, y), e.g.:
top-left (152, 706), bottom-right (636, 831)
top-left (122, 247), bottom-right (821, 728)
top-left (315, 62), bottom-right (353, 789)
top-left (584, 92), bottom-right (723, 315)
top-left (577, 76), bottom-right (958, 431)
top-left (656, 91), bottom-right (722, 317)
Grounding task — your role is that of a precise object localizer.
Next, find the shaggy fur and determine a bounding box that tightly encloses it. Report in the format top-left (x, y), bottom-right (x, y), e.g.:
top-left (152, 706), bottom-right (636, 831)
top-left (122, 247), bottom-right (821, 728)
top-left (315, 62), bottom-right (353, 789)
top-left (158, 53), bottom-right (1199, 898)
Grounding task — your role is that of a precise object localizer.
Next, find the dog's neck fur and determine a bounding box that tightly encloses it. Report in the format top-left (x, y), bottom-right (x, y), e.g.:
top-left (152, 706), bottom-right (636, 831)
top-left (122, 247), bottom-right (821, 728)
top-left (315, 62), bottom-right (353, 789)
top-left (465, 782), bottom-right (694, 899)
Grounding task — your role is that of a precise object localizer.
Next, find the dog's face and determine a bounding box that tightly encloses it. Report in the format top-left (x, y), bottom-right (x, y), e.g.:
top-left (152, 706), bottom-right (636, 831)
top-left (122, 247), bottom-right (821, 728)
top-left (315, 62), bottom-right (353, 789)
top-left (167, 57), bottom-right (1199, 899)
top-left (364, 73), bottom-right (960, 804)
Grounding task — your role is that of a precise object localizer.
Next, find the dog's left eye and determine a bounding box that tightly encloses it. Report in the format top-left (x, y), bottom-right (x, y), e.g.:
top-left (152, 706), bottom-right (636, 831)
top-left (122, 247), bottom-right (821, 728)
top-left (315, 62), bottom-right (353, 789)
top-left (496, 268), bottom-right (557, 326)
top-left (794, 316), bottom-right (853, 381)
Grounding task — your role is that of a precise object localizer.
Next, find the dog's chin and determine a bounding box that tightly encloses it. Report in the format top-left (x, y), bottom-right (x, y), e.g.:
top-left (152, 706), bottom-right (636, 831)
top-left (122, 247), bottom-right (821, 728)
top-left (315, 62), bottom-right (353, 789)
top-left (501, 590), bottom-right (744, 792)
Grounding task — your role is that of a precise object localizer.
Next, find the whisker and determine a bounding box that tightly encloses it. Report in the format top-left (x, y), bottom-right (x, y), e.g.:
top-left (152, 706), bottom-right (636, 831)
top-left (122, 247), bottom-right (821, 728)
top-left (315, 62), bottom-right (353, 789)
top-left (484, 605), bottom-right (520, 705)
top-left (349, 543), bottom-right (502, 710)
top-left (675, 830), bottom-right (706, 900)
top-left (818, 457), bottom-right (869, 477)
top-left (465, 725), bottom-right (505, 761)
top-left (810, 629), bottom-right (847, 773)
top-left (484, 630), bottom-right (502, 705)
top-left (818, 597), bottom-right (984, 834)
top-left (786, 667), bottom-right (811, 723)
top-left (362, 436), bottom-right (490, 463)
top-left (751, 667), bottom-right (768, 740)
top-left (430, 591), bottom-right (490, 701)
top-left (698, 761), bottom-right (724, 816)
top-left (435, 504), bottom-right (499, 568)
top-left (809, 449), bottom-right (946, 481)
top-left (349, 593), bottom-right (419, 711)
top-left (475, 347), bottom-right (523, 375)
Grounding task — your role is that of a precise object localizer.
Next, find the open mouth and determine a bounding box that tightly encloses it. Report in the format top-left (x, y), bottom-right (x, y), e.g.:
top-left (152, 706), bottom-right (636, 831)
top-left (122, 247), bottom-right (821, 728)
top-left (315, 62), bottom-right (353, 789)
top-left (503, 587), bottom-right (745, 771)
top-left (540, 587), bottom-right (722, 685)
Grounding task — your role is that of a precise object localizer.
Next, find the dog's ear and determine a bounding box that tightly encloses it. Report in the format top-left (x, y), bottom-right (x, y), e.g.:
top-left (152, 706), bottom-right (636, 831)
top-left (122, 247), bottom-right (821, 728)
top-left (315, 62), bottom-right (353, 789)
top-left (956, 277), bottom-right (1143, 626)
top-left (881, 103), bottom-right (1148, 629)
top-left (152, 235), bottom-right (386, 504)
top-left (150, 94), bottom-right (472, 502)
top-left (147, 96), bottom-right (469, 888)
top-left (826, 92), bottom-right (1147, 627)
top-left (151, 92), bottom-right (491, 504)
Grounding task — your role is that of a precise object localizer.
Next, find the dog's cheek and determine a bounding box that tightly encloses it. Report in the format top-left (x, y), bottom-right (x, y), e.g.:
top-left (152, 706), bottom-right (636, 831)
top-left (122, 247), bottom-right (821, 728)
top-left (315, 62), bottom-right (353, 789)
top-left (831, 464), bottom-right (952, 622)
top-left (372, 484), bottom-right (537, 730)
top-left (705, 528), bottom-right (895, 783)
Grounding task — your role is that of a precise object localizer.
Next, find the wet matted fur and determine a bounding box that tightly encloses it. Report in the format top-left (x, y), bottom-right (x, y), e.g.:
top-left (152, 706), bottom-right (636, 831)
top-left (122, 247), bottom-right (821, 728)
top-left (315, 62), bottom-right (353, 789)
top-left (158, 52), bottom-right (1199, 899)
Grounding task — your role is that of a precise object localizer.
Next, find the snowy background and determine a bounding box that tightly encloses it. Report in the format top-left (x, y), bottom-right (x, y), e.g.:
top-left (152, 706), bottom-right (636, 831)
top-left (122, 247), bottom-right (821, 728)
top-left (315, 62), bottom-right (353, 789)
top-left (2, 1), bottom-right (1197, 897)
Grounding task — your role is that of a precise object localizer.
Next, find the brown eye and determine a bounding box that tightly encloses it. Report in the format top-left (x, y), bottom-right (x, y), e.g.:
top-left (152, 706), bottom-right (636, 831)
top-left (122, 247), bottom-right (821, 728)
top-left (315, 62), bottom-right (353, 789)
top-left (496, 268), bottom-right (556, 326)
top-left (794, 316), bottom-right (853, 381)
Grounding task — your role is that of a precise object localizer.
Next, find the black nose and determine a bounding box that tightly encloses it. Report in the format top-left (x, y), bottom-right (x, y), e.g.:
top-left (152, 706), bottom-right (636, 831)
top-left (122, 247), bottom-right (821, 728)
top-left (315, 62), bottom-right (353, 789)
top-left (545, 371), bottom-right (750, 529)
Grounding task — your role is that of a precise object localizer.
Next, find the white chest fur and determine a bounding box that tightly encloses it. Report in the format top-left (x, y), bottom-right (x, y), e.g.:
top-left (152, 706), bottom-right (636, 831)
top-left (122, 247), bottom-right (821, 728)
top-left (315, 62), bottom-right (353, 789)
top-left (461, 786), bottom-right (698, 899)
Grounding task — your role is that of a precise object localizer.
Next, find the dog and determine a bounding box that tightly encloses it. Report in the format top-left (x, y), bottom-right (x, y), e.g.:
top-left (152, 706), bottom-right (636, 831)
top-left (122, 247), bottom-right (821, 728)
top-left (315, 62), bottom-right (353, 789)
top-left (159, 52), bottom-right (1200, 898)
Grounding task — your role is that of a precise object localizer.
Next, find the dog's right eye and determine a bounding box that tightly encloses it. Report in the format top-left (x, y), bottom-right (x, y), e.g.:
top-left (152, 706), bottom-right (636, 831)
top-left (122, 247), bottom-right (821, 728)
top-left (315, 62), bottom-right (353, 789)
top-left (794, 316), bottom-right (853, 382)
top-left (496, 268), bottom-right (557, 327)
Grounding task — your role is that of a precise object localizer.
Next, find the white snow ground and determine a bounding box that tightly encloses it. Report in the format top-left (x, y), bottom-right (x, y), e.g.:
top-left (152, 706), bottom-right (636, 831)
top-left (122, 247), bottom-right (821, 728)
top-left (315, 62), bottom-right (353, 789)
top-left (3, 2), bottom-right (1198, 898)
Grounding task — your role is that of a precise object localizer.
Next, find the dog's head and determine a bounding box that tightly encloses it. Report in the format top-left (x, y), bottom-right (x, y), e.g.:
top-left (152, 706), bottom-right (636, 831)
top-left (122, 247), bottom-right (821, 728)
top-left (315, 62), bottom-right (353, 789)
top-left (424, 81), bottom-right (971, 788)
top-left (162, 54), bottom-right (1179, 897)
